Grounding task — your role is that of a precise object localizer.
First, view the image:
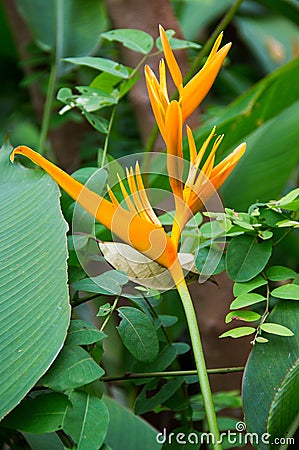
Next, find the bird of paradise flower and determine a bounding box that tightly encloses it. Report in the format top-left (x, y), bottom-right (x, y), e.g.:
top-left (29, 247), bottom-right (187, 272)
top-left (11, 26), bottom-right (245, 449)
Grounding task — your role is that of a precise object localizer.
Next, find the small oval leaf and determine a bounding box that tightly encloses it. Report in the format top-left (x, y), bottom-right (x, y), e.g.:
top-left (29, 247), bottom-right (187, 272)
top-left (225, 310), bottom-right (261, 323)
top-left (219, 327), bottom-right (256, 339)
top-left (230, 293), bottom-right (266, 309)
top-left (226, 235), bottom-right (272, 282)
top-left (233, 275), bottom-right (268, 296)
top-left (266, 265), bottom-right (297, 281)
top-left (117, 307), bottom-right (159, 362)
top-left (102, 29), bottom-right (154, 54)
top-left (271, 283), bottom-right (299, 300)
top-left (260, 323), bottom-right (294, 336)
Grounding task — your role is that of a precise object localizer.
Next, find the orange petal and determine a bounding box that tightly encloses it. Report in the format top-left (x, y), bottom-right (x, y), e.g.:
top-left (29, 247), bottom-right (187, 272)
top-left (159, 59), bottom-right (169, 101)
top-left (145, 65), bottom-right (167, 140)
top-left (135, 162), bottom-right (162, 227)
top-left (165, 101), bottom-right (183, 199)
top-left (159, 25), bottom-right (183, 91)
top-left (117, 172), bottom-right (137, 214)
top-left (210, 143), bottom-right (246, 189)
top-left (185, 127), bottom-right (215, 192)
top-left (204, 32), bottom-right (223, 66)
top-left (182, 43), bottom-right (231, 120)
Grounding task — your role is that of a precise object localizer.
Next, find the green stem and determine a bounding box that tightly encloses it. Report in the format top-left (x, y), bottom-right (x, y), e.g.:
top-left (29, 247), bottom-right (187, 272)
top-left (102, 366), bottom-right (244, 382)
top-left (71, 293), bottom-right (103, 307)
top-left (185, 0), bottom-right (244, 84)
top-left (176, 277), bottom-right (222, 450)
top-left (56, 430), bottom-right (75, 448)
top-left (38, 62), bottom-right (58, 155)
top-left (100, 296), bottom-right (119, 332)
top-left (100, 107), bottom-right (116, 168)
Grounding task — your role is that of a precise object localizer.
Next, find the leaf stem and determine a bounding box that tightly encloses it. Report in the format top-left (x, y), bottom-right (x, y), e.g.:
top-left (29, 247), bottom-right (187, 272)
top-left (102, 366), bottom-right (244, 382)
top-left (100, 296), bottom-right (119, 332)
top-left (169, 259), bottom-right (221, 449)
top-left (100, 107), bottom-right (116, 168)
top-left (56, 429), bottom-right (75, 448)
top-left (251, 279), bottom-right (270, 344)
top-left (38, 62), bottom-right (58, 155)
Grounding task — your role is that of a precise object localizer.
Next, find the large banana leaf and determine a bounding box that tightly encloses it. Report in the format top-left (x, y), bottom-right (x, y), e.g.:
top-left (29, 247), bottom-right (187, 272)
top-left (0, 142), bottom-right (70, 419)
top-left (16, 0), bottom-right (107, 58)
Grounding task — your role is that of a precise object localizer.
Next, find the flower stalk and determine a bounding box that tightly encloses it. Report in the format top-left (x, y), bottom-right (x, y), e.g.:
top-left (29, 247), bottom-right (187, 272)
top-left (173, 275), bottom-right (222, 448)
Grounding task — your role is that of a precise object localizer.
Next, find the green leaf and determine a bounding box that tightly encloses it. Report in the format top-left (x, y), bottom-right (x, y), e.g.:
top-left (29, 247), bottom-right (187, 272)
top-left (277, 219), bottom-right (299, 228)
top-left (155, 29), bottom-right (201, 50)
top-left (64, 391), bottom-right (109, 450)
top-left (256, 0), bottom-right (299, 27)
top-left (102, 29), bottom-right (154, 54)
top-left (178, 0), bottom-right (234, 40)
top-left (158, 315), bottom-right (178, 328)
top-left (118, 306), bottom-right (159, 362)
top-left (271, 284), bottom-right (299, 300)
top-left (65, 320), bottom-right (106, 346)
top-left (73, 270), bottom-right (128, 296)
top-left (83, 112), bottom-right (109, 133)
top-left (16, 0), bottom-right (107, 58)
top-left (233, 275), bottom-right (268, 296)
top-left (243, 301), bottom-right (299, 448)
top-left (64, 57), bottom-right (131, 78)
top-left (225, 310), bottom-right (261, 323)
top-left (41, 345), bottom-right (104, 390)
top-left (219, 327), bottom-right (256, 339)
top-left (230, 293), bottom-right (266, 309)
top-left (0, 142), bottom-right (70, 420)
top-left (195, 246), bottom-right (225, 276)
top-left (97, 303), bottom-right (112, 317)
top-left (134, 377), bottom-right (184, 415)
top-left (1, 393), bottom-right (69, 433)
top-left (117, 307), bottom-right (159, 363)
top-left (255, 336), bottom-right (269, 344)
top-left (260, 323), bottom-right (294, 337)
top-left (22, 432), bottom-right (63, 450)
top-left (226, 235), bottom-right (272, 282)
top-left (276, 187), bottom-right (299, 207)
top-left (133, 344), bottom-right (178, 385)
top-left (236, 15), bottom-right (299, 74)
top-left (266, 265), bottom-right (297, 281)
top-left (103, 395), bottom-right (161, 450)
top-left (267, 360), bottom-right (299, 449)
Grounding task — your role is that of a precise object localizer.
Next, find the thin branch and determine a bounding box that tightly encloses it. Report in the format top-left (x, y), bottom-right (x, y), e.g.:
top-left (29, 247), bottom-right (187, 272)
top-left (102, 366), bottom-right (244, 382)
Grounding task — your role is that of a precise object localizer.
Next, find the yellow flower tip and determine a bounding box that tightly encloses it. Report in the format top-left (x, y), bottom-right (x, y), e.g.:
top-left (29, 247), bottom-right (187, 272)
top-left (144, 64), bottom-right (152, 78)
top-left (10, 145), bottom-right (27, 163)
top-left (232, 142), bottom-right (246, 160)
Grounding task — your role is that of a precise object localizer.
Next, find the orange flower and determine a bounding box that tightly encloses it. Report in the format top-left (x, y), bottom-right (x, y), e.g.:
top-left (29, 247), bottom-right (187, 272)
top-left (145, 25), bottom-right (231, 140)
